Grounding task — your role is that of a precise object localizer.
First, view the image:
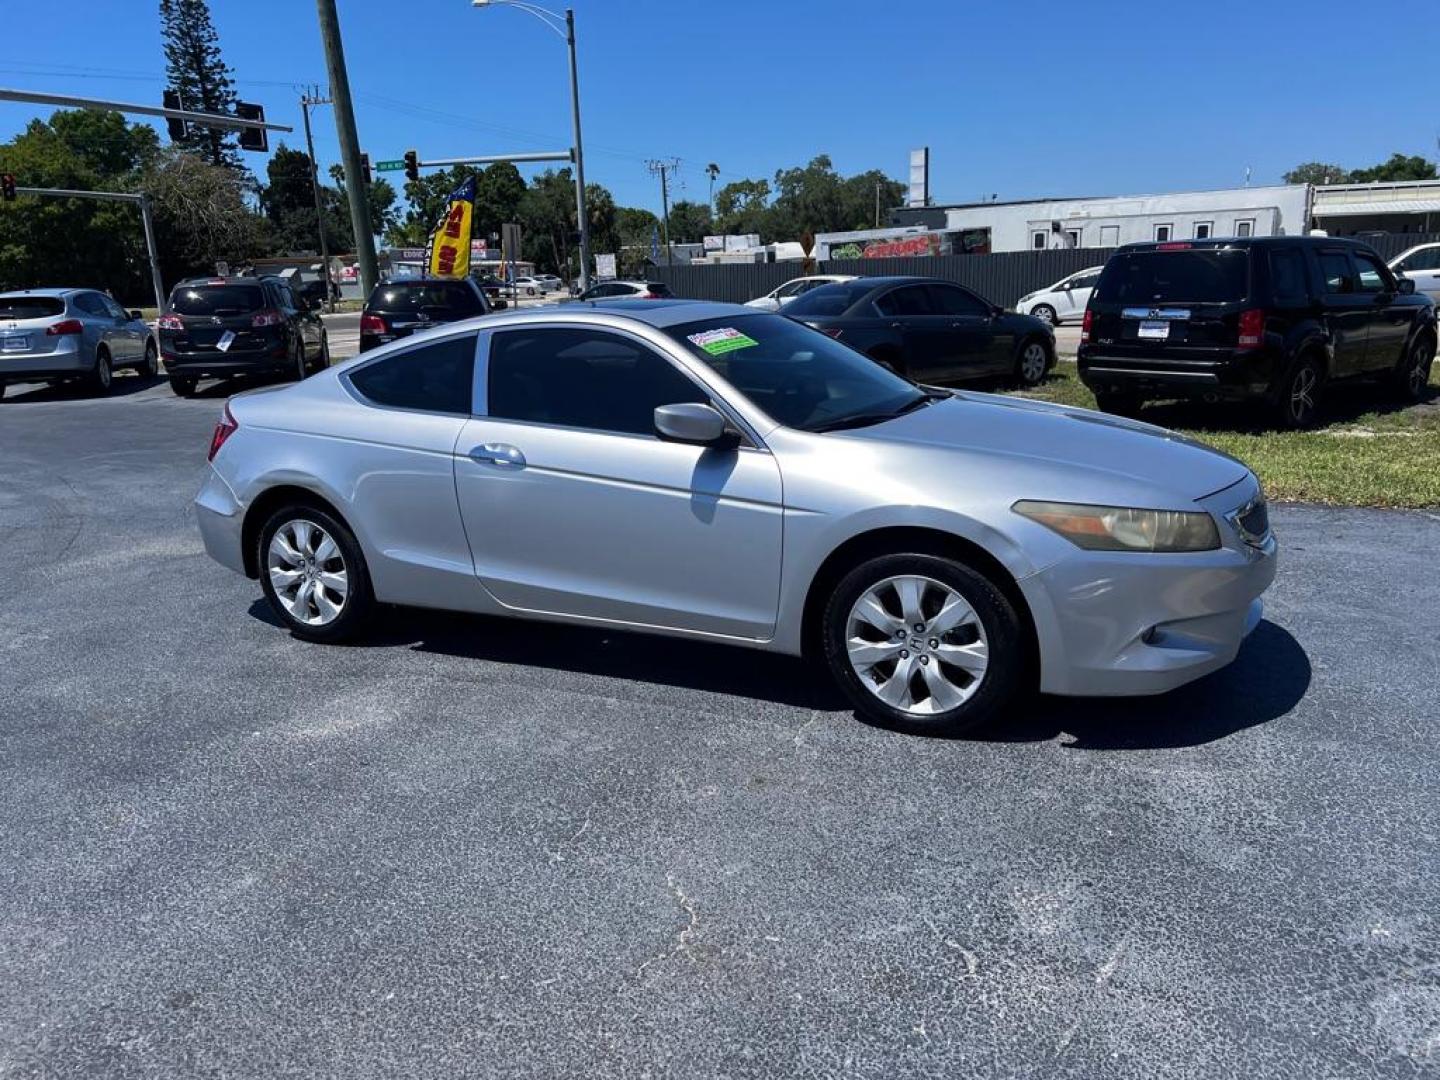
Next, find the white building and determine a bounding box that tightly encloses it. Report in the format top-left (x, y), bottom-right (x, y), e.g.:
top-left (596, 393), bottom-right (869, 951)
top-left (1311, 179), bottom-right (1440, 236)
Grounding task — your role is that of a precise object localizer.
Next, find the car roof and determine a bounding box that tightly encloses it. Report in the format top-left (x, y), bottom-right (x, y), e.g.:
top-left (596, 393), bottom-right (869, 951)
top-left (173, 276), bottom-right (274, 288)
top-left (0, 287), bottom-right (86, 298)
top-left (1114, 236), bottom-right (1374, 254)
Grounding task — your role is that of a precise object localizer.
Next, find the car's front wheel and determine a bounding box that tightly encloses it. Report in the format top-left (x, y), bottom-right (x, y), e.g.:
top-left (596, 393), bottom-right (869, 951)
top-left (1015, 339), bottom-right (1050, 387)
top-left (258, 504), bottom-right (373, 643)
top-left (1393, 332), bottom-right (1435, 402)
top-left (822, 553), bottom-right (1023, 736)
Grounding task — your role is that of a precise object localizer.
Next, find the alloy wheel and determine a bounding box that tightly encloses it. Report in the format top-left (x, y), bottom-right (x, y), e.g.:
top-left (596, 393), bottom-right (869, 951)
top-left (1289, 366), bottom-right (1317, 424)
top-left (1020, 342), bottom-right (1048, 383)
top-left (1032, 305), bottom-right (1056, 325)
top-left (845, 574), bottom-right (989, 716)
top-left (267, 519), bottom-right (349, 626)
top-left (1409, 340), bottom-right (1433, 396)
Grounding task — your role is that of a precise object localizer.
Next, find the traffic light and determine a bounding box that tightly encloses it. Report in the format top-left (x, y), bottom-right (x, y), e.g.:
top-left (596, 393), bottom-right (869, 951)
top-left (360, 153), bottom-right (372, 186)
top-left (235, 102), bottom-right (267, 152)
top-left (403, 149), bottom-right (419, 183)
top-left (1, 173), bottom-right (16, 202)
top-left (162, 89), bottom-right (188, 141)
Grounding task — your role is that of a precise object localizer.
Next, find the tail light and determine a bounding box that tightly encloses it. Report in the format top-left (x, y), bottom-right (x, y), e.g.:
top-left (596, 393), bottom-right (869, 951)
top-left (156, 313), bottom-right (184, 330)
top-left (360, 313), bottom-right (387, 334)
top-left (46, 319), bottom-right (84, 336)
top-left (1080, 308), bottom-right (1093, 345)
top-left (641, 292), bottom-right (664, 299)
top-left (207, 403), bottom-right (237, 462)
top-left (1156, 242), bottom-right (1193, 251)
top-left (251, 309), bottom-right (283, 328)
top-left (1237, 308), bottom-right (1264, 348)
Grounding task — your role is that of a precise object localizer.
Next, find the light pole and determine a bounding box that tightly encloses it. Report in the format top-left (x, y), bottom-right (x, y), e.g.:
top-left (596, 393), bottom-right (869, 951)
top-left (472, 0), bottom-right (592, 291)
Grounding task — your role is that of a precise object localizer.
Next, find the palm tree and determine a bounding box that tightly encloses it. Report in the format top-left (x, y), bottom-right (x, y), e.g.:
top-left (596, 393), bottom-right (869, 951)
top-left (706, 163), bottom-right (720, 214)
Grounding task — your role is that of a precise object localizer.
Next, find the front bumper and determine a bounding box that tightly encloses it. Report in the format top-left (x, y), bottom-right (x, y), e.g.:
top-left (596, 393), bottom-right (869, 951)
top-left (0, 338), bottom-right (86, 381)
top-left (1020, 478), bottom-right (1278, 697)
top-left (194, 468), bottom-right (247, 576)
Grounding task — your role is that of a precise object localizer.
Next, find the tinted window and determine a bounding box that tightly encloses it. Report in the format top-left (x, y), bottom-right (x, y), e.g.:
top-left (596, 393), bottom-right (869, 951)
top-left (646, 283), bottom-right (673, 297)
top-left (1397, 247), bottom-right (1440, 273)
top-left (73, 293), bottom-right (110, 316)
top-left (1353, 252), bottom-right (1390, 293)
top-left (1093, 249), bottom-right (1249, 304)
top-left (666, 313), bottom-right (926, 433)
top-left (170, 285), bottom-right (264, 316)
top-left (1319, 252), bottom-right (1355, 294)
top-left (1072, 271), bottom-right (1102, 289)
top-left (348, 334), bottom-right (476, 414)
top-left (488, 328), bottom-right (706, 435)
top-left (875, 285), bottom-right (934, 317)
top-left (0, 296), bottom-right (64, 319)
top-left (1268, 249), bottom-right (1310, 306)
top-left (784, 281), bottom-right (876, 318)
top-left (274, 283), bottom-right (300, 311)
top-left (368, 282), bottom-right (485, 317)
top-left (103, 296), bottom-right (130, 320)
top-left (927, 284), bottom-right (988, 316)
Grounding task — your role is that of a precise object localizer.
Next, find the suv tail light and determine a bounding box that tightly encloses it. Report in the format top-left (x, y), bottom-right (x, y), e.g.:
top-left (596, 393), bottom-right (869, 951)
top-left (156, 313), bottom-right (184, 331)
top-left (46, 319), bottom-right (84, 336)
top-left (207, 403), bottom-right (237, 462)
top-left (1237, 308), bottom-right (1264, 348)
top-left (1080, 308), bottom-right (1093, 345)
top-left (251, 309), bottom-right (283, 328)
top-left (360, 313), bottom-right (387, 334)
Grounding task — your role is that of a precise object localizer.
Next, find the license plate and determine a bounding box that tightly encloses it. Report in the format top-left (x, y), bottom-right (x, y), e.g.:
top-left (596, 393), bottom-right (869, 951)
top-left (216, 330), bottom-right (236, 352)
top-left (1138, 320), bottom-right (1170, 341)
top-left (2, 334), bottom-right (29, 352)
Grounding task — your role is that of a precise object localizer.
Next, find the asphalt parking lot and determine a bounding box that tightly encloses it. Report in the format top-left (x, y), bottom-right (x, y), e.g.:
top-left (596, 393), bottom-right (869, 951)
top-left (1, 376), bottom-right (1437, 1079)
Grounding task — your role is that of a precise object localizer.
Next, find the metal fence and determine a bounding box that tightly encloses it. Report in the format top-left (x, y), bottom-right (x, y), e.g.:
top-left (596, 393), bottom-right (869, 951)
top-left (644, 233), bottom-right (1440, 309)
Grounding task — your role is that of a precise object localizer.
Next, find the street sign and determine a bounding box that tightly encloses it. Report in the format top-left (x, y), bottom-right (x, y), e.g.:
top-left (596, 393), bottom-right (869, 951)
top-left (374, 159), bottom-right (406, 172)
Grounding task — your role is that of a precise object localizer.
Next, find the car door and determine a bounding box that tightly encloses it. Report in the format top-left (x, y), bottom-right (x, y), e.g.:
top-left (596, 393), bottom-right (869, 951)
top-left (1392, 246), bottom-right (1440, 302)
top-left (453, 324), bottom-right (784, 639)
top-left (1063, 270), bottom-right (1101, 320)
top-left (1314, 249), bottom-right (1371, 378)
top-left (874, 284), bottom-right (954, 381)
top-left (925, 283), bottom-right (1009, 377)
top-left (100, 294), bottom-right (144, 360)
top-left (275, 281), bottom-right (319, 351)
top-left (75, 292), bottom-right (125, 361)
top-left (1351, 248), bottom-right (1409, 374)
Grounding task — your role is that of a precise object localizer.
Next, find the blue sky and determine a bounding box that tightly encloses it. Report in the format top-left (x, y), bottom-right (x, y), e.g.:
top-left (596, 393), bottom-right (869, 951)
top-left (2, 0), bottom-right (1437, 214)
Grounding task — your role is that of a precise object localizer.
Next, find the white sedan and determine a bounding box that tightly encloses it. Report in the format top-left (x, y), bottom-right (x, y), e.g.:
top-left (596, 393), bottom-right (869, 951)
top-left (1013, 266), bottom-right (1105, 325)
top-left (1390, 243), bottom-right (1440, 302)
top-left (745, 275), bottom-right (857, 312)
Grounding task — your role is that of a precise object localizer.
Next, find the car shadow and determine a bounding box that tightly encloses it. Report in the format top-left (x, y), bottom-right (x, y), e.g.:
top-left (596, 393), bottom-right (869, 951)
top-left (1131, 379), bottom-right (1436, 434)
top-left (1, 370), bottom-right (158, 403)
top-left (247, 601), bottom-right (1308, 747)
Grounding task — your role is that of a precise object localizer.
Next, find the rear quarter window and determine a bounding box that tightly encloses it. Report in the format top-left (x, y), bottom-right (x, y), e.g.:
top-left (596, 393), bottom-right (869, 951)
top-left (1094, 250), bottom-right (1250, 305)
top-left (347, 334), bottom-right (477, 414)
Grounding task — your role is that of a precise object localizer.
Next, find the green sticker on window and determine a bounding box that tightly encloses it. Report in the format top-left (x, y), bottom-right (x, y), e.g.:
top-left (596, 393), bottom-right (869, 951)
top-left (687, 327), bottom-right (758, 355)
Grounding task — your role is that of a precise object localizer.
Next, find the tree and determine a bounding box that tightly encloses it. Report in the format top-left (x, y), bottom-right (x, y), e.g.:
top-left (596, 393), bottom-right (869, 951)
top-left (160, 0), bottom-right (242, 169)
top-left (328, 164), bottom-right (398, 244)
top-left (665, 200), bottom-right (712, 243)
top-left (1283, 162), bottom-right (1350, 185)
top-left (518, 168), bottom-right (578, 274)
top-left (139, 147), bottom-right (271, 283)
top-left (615, 206), bottom-right (659, 276)
top-left (840, 170), bottom-right (906, 230)
top-left (473, 161), bottom-right (526, 245)
top-left (386, 165), bottom-right (476, 247)
top-left (713, 178), bottom-right (770, 236)
top-left (1348, 154), bottom-right (1437, 183)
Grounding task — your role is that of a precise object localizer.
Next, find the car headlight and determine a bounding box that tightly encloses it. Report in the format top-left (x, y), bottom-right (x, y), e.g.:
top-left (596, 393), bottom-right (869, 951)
top-left (1013, 500), bottom-right (1220, 552)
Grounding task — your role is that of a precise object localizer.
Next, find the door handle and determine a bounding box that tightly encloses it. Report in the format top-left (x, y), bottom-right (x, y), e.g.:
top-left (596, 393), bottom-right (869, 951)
top-left (469, 442), bottom-right (525, 468)
top-left (889, 322), bottom-right (903, 329)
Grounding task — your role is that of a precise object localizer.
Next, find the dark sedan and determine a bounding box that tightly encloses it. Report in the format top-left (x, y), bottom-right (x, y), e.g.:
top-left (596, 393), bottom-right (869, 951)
top-left (784, 276), bottom-right (1055, 386)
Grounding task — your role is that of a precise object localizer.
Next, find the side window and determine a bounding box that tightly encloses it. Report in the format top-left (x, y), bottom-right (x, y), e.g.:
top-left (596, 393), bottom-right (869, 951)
top-left (1074, 271), bottom-right (1101, 290)
top-left (74, 293), bottom-right (108, 316)
top-left (1153, 224), bottom-right (1173, 242)
top-left (102, 296), bottom-right (129, 320)
top-left (278, 284), bottom-right (301, 310)
top-left (1353, 252), bottom-right (1391, 293)
top-left (926, 285), bottom-right (988, 317)
top-left (1268, 249), bottom-right (1309, 307)
top-left (774, 280), bottom-right (804, 299)
top-left (1031, 231), bottom-right (1047, 250)
top-left (348, 334), bottom-right (476, 414)
top-left (874, 286), bottom-right (934, 317)
top-left (1319, 252), bottom-right (1356, 295)
top-left (1400, 248), bottom-right (1440, 272)
top-left (1099, 225), bottom-right (1120, 247)
top-left (487, 328), bottom-right (707, 436)
top-left (1193, 222), bottom-right (1213, 240)
top-left (1235, 220), bottom-right (1255, 238)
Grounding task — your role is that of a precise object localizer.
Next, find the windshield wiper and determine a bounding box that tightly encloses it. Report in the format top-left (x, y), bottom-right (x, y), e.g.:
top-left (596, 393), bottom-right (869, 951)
top-left (810, 392), bottom-right (938, 433)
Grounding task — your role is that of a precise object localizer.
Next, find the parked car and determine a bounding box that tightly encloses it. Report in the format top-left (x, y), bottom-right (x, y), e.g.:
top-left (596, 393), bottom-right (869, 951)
top-left (473, 274), bottom-right (515, 302)
top-left (512, 276), bottom-right (548, 296)
top-left (784, 276), bottom-right (1056, 387)
top-left (536, 274), bottom-right (564, 292)
top-left (1013, 266), bottom-right (1105, 325)
top-left (0, 287), bottom-right (157, 399)
top-left (196, 300), bottom-right (1276, 735)
top-left (1077, 237), bottom-right (1438, 427)
top-left (1389, 242), bottom-right (1440, 302)
top-left (156, 276), bottom-right (328, 397)
top-left (575, 280), bottom-right (673, 301)
top-left (744, 274), bottom-right (858, 312)
top-left (359, 278), bottom-right (491, 354)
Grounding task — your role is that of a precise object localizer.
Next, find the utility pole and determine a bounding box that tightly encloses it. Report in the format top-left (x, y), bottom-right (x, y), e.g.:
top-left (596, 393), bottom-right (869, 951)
top-left (314, 0), bottom-right (377, 296)
top-left (647, 158), bottom-right (678, 266)
top-left (874, 181), bottom-right (881, 228)
top-left (299, 86), bottom-right (335, 312)
top-left (564, 9), bottom-right (591, 292)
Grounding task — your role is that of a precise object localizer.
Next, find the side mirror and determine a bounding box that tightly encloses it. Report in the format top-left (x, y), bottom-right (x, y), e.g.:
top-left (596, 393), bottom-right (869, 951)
top-left (127, 309), bottom-right (143, 320)
top-left (654, 402), bottom-right (733, 447)
top-left (1397, 277), bottom-right (1416, 296)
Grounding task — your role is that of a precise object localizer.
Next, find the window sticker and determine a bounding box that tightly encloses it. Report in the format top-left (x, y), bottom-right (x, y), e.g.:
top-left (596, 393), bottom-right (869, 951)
top-left (687, 327), bottom-right (759, 356)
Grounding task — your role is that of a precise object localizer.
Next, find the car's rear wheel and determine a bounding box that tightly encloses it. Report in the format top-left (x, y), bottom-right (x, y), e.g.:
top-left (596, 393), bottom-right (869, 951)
top-left (1094, 390), bottom-right (1143, 417)
top-left (1031, 304), bottom-right (1056, 326)
top-left (170, 374), bottom-right (196, 397)
top-left (258, 504), bottom-right (373, 643)
top-left (85, 347), bottom-right (113, 395)
top-left (822, 553), bottom-right (1023, 736)
top-left (1392, 333), bottom-right (1435, 402)
top-left (138, 339), bottom-right (159, 379)
top-left (1276, 354), bottom-right (1323, 429)
top-left (315, 332), bottom-right (331, 371)
top-left (293, 340), bottom-right (307, 382)
top-left (1015, 339), bottom-right (1050, 387)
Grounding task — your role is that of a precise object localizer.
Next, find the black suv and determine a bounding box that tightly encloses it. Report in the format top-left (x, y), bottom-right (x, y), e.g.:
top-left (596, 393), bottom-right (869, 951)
top-left (157, 275), bottom-right (328, 397)
top-left (1078, 237), bottom-right (1437, 427)
top-left (359, 278), bottom-right (491, 353)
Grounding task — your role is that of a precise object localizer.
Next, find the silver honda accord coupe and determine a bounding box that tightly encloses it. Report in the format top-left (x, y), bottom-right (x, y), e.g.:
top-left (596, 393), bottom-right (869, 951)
top-left (195, 299), bottom-right (1277, 735)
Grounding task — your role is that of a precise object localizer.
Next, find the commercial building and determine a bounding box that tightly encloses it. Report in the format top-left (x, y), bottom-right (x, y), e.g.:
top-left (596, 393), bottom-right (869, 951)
top-left (1310, 179), bottom-right (1440, 236)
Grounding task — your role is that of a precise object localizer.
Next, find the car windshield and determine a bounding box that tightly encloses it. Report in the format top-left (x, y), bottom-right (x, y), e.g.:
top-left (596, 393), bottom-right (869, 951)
top-left (369, 282), bottom-right (484, 316)
top-left (784, 281), bottom-right (875, 318)
top-left (1094, 249), bottom-right (1250, 304)
top-left (0, 296), bottom-right (65, 319)
top-left (170, 285), bottom-right (264, 316)
top-left (665, 313), bottom-right (931, 432)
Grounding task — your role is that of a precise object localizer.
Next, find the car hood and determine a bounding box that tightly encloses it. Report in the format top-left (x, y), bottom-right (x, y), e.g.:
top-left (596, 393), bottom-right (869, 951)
top-left (842, 390), bottom-right (1249, 501)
